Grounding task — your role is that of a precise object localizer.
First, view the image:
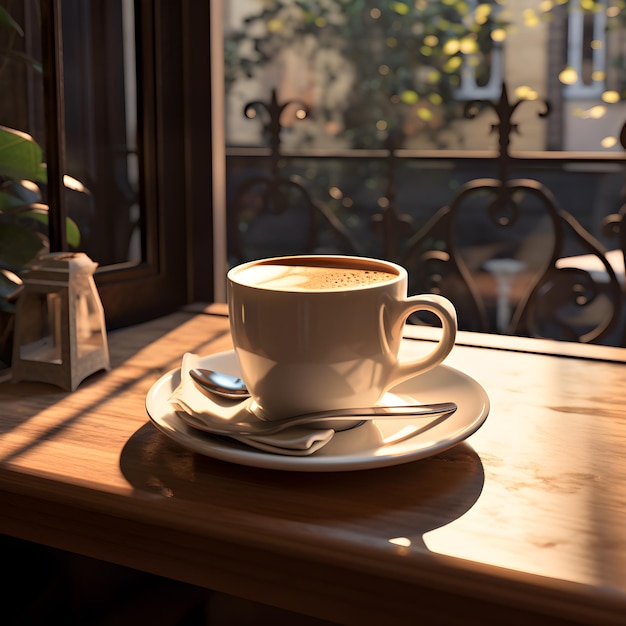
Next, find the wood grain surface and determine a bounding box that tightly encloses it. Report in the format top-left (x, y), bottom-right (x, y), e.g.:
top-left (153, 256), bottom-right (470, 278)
top-left (1, 304), bottom-right (625, 625)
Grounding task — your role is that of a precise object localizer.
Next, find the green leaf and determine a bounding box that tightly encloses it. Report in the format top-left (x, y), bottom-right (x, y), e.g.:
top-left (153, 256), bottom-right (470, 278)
top-left (4, 49), bottom-right (43, 73)
top-left (0, 126), bottom-right (45, 182)
top-left (0, 269), bottom-right (22, 301)
top-left (7, 203), bottom-right (81, 248)
top-left (0, 222), bottom-right (46, 271)
top-left (11, 203), bottom-right (49, 224)
top-left (0, 296), bottom-right (16, 313)
top-left (65, 216), bottom-right (80, 248)
top-left (0, 6), bottom-right (24, 37)
top-left (0, 190), bottom-right (24, 212)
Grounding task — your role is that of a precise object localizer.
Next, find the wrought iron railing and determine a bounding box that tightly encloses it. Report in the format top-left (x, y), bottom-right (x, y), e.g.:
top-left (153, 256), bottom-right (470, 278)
top-left (226, 83), bottom-right (626, 346)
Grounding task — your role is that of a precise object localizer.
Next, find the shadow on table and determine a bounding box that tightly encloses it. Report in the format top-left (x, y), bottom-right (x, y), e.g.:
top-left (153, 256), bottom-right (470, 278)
top-left (121, 422), bottom-right (485, 543)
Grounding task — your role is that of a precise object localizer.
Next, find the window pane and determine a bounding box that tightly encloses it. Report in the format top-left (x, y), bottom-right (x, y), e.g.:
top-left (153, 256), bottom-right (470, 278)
top-left (63, 0), bottom-right (141, 266)
top-left (224, 0), bottom-right (626, 152)
top-left (0, 0), bottom-right (142, 270)
top-left (222, 1), bottom-right (626, 344)
top-left (2, 1), bottom-right (194, 330)
top-left (0, 1), bottom-right (47, 281)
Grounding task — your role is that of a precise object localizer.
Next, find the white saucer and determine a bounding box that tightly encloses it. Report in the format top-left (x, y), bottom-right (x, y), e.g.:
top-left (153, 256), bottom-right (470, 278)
top-left (145, 348), bottom-right (490, 472)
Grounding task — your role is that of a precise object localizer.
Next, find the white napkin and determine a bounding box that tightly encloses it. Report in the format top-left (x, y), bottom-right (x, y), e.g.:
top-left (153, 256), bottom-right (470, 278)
top-left (169, 353), bottom-right (335, 456)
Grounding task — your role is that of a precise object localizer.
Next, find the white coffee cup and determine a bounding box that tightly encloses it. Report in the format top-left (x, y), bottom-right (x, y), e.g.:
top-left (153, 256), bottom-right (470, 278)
top-left (227, 255), bottom-right (457, 420)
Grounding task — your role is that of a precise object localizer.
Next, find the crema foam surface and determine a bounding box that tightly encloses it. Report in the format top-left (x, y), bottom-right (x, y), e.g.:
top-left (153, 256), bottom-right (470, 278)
top-left (235, 263), bottom-right (396, 291)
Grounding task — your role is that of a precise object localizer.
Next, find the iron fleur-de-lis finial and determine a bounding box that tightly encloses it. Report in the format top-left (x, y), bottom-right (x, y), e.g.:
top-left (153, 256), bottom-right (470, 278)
top-left (243, 89), bottom-right (310, 159)
top-left (465, 82), bottom-right (551, 166)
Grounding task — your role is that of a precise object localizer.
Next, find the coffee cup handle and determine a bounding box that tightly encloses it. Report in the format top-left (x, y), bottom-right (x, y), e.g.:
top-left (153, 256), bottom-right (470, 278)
top-left (384, 294), bottom-right (457, 389)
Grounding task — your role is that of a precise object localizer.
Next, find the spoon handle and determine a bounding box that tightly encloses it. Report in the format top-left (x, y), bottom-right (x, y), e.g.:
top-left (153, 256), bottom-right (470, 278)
top-left (257, 403), bottom-right (457, 435)
top-left (180, 402), bottom-right (457, 437)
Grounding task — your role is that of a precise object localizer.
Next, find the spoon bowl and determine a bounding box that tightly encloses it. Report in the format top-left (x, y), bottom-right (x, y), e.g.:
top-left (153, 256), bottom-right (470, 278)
top-left (190, 368), bottom-right (250, 399)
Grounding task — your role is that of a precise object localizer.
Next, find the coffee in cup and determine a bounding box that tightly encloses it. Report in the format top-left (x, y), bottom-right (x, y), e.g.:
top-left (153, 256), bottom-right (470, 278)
top-left (227, 255), bottom-right (457, 420)
top-left (233, 262), bottom-right (396, 291)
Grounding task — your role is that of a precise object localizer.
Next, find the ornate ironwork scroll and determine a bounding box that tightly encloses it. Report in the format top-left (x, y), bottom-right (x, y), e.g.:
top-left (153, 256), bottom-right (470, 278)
top-left (402, 83), bottom-right (622, 343)
top-left (227, 89), bottom-right (359, 262)
top-left (600, 120), bottom-right (626, 344)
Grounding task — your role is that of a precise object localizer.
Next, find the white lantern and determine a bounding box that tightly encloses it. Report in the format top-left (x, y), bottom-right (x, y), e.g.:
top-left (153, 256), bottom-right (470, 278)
top-left (11, 252), bottom-right (110, 390)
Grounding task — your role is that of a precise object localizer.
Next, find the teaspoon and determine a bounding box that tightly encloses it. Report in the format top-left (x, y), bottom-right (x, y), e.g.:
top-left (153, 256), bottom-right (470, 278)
top-left (190, 368), bottom-right (250, 399)
top-left (185, 367), bottom-right (457, 436)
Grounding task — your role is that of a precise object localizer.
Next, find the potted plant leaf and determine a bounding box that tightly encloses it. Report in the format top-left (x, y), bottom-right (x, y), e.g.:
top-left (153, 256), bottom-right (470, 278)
top-left (0, 125), bottom-right (82, 370)
top-left (0, 6), bottom-right (81, 370)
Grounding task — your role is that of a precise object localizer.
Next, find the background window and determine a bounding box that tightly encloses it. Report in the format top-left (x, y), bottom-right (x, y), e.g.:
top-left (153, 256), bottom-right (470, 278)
top-left (1, 0), bottom-right (214, 329)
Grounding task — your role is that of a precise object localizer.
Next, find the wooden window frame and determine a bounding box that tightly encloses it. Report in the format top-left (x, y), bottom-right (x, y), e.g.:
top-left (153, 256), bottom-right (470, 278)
top-left (41, 0), bottom-right (216, 329)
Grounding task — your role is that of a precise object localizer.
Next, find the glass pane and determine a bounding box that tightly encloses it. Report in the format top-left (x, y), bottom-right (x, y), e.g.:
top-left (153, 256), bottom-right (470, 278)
top-left (222, 1), bottom-right (626, 345)
top-left (62, 0), bottom-right (141, 266)
top-left (0, 1), bottom-right (47, 290)
top-left (17, 291), bottom-right (63, 364)
top-left (224, 0), bottom-right (626, 152)
top-left (0, 0), bottom-right (141, 274)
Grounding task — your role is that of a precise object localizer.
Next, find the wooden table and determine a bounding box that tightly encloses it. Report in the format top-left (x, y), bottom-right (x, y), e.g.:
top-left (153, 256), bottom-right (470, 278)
top-left (1, 304), bottom-right (625, 625)
top-left (556, 249), bottom-right (625, 286)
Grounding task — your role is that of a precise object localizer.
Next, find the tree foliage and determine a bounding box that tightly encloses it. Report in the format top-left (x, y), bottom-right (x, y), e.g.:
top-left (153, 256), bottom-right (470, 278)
top-left (225, 0), bottom-right (508, 148)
